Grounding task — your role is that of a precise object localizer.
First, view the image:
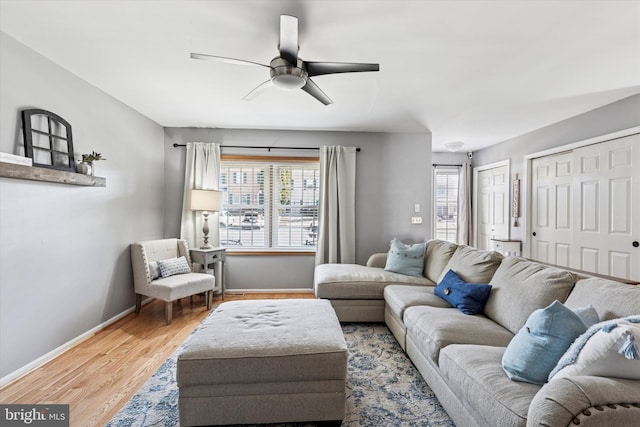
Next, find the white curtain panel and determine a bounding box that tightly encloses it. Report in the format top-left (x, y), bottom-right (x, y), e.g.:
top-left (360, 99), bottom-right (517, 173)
top-left (457, 162), bottom-right (472, 245)
top-left (180, 142), bottom-right (221, 249)
top-left (315, 145), bottom-right (357, 265)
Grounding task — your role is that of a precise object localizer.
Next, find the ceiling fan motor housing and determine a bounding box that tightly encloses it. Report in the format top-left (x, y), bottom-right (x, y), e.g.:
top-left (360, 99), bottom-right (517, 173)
top-left (270, 57), bottom-right (307, 90)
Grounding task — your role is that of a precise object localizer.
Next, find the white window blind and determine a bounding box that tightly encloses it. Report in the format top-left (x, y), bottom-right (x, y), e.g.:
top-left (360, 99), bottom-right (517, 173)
top-left (219, 157), bottom-right (320, 250)
top-left (434, 167), bottom-right (460, 243)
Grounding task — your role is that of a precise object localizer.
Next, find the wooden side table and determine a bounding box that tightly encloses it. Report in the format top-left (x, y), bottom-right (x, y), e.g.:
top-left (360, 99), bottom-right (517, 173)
top-left (190, 247), bottom-right (226, 300)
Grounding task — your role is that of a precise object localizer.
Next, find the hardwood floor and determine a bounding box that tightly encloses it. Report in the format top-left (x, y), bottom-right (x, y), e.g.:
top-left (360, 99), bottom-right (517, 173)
top-left (0, 292), bottom-right (314, 426)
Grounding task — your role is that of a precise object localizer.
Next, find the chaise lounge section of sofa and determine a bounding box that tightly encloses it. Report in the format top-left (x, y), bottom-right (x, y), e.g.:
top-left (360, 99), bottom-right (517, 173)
top-left (313, 239), bottom-right (640, 427)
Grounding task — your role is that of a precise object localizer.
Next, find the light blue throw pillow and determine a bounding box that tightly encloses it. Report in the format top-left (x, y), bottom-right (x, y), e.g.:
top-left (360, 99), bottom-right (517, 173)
top-left (572, 304), bottom-right (600, 328)
top-left (384, 238), bottom-right (425, 277)
top-left (502, 300), bottom-right (588, 384)
top-left (158, 256), bottom-right (191, 278)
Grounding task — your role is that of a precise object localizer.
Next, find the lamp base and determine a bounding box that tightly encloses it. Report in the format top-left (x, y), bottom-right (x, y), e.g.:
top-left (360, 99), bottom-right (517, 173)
top-left (200, 243), bottom-right (213, 249)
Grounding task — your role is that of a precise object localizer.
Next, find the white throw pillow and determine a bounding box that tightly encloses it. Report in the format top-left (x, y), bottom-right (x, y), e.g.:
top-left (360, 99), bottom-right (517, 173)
top-left (549, 316), bottom-right (640, 381)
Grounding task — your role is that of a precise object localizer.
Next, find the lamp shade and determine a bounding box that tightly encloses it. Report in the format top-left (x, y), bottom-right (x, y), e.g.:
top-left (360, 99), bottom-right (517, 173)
top-left (190, 189), bottom-right (222, 212)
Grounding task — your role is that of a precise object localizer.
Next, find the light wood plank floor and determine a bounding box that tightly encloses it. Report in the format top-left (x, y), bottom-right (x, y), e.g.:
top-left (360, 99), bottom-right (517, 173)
top-left (0, 292), bottom-right (315, 427)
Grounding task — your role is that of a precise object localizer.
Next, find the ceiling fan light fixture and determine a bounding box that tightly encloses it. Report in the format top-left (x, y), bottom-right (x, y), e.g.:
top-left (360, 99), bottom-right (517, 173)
top-left (272, 73), bottom-right (307, 90)
top-left (445, 141), bottom-right (465, 152)
top-left (270, 58), bottom-right (308, 90)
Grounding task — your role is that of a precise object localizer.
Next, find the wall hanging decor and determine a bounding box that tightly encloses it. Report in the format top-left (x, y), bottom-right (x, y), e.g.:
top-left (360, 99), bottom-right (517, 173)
top-left (512, 174), bottom-right (520, 226)
top-left (22, 109), bottom-right (75, 172)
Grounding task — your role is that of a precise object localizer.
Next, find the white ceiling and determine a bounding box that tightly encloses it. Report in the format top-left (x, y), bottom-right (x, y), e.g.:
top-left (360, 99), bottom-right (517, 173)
top-left (1, 0), bottom-right (639, 152)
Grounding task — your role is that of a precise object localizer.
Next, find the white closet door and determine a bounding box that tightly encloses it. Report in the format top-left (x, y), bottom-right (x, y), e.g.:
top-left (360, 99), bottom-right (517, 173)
top-left (570, 134), bottom-right (639, 279)
top-left (530, 133), bottom-right (639, 280)
top-left (475, 165), bottom-right (509, 250)
top-left (530, 152), bottom-right (573, 266)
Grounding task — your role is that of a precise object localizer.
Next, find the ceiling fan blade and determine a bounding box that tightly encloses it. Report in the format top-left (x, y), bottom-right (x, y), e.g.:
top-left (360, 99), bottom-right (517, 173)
top-left (279, 15), bottom-right (299, 65)
top-left (301, 78), bottom-right (333, 105)
top-left (305, 61), bottom-right (380, 77)
top-left (190, 52), bottom-right (271, 69)
top-left (242, 79), bottom-right (274, 101)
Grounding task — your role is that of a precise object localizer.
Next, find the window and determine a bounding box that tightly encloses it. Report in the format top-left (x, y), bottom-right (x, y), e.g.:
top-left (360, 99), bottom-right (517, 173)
top-left (434, 167), bottom-right (460, 243)
top-left (219, 156), bottom-right (320, 250)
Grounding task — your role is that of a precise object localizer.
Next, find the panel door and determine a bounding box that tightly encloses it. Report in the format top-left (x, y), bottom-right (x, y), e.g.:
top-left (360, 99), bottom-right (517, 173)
top-left (530, 133), bottom-right (639, 281)
top-left (570, 134), bottom-right (639, 280)
top-left (476, 165), bottom-right (509, 250)
top-left (530, 152), bottom-right (573, 266)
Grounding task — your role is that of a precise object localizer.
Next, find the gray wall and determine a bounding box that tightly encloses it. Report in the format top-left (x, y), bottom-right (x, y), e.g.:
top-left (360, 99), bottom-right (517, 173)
top-left (473, 93), bottom-right (640, 244)
top-left (0, 32), bottom-right (165, 380)
top-left (164, 128), bottom-right (432, 290)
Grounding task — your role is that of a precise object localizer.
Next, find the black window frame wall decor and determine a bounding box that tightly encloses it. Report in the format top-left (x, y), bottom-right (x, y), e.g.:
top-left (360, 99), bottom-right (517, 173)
top-left (22, 109), bottom-right (75, 172)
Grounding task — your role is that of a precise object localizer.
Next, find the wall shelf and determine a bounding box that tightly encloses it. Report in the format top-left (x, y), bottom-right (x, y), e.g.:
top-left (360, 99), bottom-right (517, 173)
top-left (0, 162), bottom-right (106, 187)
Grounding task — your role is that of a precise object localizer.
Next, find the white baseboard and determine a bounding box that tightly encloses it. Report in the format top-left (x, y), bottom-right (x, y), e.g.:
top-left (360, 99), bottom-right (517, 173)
top-left (0, 299), bottom-right (151, 388)
top-left (225, 288), bottom-right (315, 294)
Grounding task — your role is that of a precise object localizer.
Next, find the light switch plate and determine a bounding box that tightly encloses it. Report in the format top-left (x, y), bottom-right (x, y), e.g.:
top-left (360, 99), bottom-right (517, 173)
top-left (411, 216), bottom-right (422, 224)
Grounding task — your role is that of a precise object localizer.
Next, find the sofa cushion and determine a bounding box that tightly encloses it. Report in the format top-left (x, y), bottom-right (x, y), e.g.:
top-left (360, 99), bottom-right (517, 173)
top-left (404, 305), bottom-right (514, 364)
top-left (435, 269), bottom-right (493, 315)
top-left (502, 300), bottom-right (588, 384)
top-left (151, 272), bottom-right (214, 301)
top-left (439, 344), bottom-right (541, 427)
top-left (314, 264), bottom-right (432, 299)
top-left (384, 238), bottom-right (426, 277)
top-left (423, 239), bottom-right (458, 283)
top-left (384, 285), bottom-right (450, 322)
top-left (437, 244), bottom-right (503, 284)
top-left (564, 277), bottom-right (640, 320)
top-left (483, 257), bottom-right (577, 335)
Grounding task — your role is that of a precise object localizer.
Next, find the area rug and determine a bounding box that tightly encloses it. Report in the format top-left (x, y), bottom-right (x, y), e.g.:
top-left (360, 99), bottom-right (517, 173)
top-left (107, 323), bottom-right (454, 426)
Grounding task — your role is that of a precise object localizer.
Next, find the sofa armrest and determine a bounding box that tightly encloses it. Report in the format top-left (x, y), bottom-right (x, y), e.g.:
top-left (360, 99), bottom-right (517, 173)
top-left (366, 253), bottom-right (387, 268)
top-left (527, 376), bottom-right (640, 427)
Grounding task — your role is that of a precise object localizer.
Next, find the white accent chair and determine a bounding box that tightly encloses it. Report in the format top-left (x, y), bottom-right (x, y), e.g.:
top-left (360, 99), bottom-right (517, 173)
top-left (130, 238), bottom-right (214, 324)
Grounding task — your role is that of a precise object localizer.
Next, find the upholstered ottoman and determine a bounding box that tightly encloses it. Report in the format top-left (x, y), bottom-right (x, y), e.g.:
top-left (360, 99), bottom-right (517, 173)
top-left (176, 299), bottom-right (348, 426)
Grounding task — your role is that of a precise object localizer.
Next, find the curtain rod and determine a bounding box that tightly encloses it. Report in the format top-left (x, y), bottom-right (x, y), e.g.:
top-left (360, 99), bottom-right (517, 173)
top-left (173, 143), bottom-right (360, 152)
top-left (432, 163), bottom-right (463, 167)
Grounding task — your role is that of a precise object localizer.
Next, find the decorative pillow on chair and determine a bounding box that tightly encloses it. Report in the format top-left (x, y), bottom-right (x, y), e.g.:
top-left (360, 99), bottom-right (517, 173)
top-left (548, 316), bottom-right (640, 381)
top-left (502, 300), bottom-right (588, 384)
top-left (384, 238), bottom-right (425, 277)
top-left (148, 261), bottom-right (161, 280)
top-left (434, 269), bottom-right (492, 315)
top-left (158, 256), bottom-right (191, 278)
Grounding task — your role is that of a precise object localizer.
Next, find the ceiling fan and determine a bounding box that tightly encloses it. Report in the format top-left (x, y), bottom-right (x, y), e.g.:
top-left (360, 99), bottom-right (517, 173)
top-left (190, 15), bottom-right (379, 105)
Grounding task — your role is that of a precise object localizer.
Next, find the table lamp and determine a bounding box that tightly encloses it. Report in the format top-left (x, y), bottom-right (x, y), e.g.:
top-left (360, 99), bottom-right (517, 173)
top-left (190, 189), bottom-right (223, 249)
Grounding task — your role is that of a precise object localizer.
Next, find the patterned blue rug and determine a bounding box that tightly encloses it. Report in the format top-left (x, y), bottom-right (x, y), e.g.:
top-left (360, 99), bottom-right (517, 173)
top-left (107, 322), bottom-right (453, 426)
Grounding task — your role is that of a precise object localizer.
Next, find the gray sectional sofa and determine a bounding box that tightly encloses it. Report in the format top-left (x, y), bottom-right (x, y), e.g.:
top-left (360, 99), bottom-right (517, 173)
top-left (313, 240), bottom-right (640, 427)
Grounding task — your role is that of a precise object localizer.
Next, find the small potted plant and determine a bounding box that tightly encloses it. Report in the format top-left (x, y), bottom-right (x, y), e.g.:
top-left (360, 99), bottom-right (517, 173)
top-left (76, 151), bottom-right (106, 176)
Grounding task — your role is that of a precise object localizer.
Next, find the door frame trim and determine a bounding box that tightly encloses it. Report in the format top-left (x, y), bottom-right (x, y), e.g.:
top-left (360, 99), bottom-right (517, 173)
top-left (473, 159), bottom-right (510, 248)
top-left (522, 126), bottom-right (640, 258)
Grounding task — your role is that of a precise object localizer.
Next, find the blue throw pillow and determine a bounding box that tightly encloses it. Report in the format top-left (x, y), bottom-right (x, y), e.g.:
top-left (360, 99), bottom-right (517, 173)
top-left (434, 269), bottom-right (492, 315)
top-left (502, 300), bottom-right (588, 384)
top-left (384, 238), bottom-right (425, 277)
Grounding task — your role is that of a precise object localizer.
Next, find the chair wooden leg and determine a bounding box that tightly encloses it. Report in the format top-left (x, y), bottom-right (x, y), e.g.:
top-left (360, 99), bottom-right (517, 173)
top-left (206, 291), bottom-right (212, 310)
top-left (135, 294), bottom-right (142, 314)
top-left (165, 302), bottom-right (173, 325)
